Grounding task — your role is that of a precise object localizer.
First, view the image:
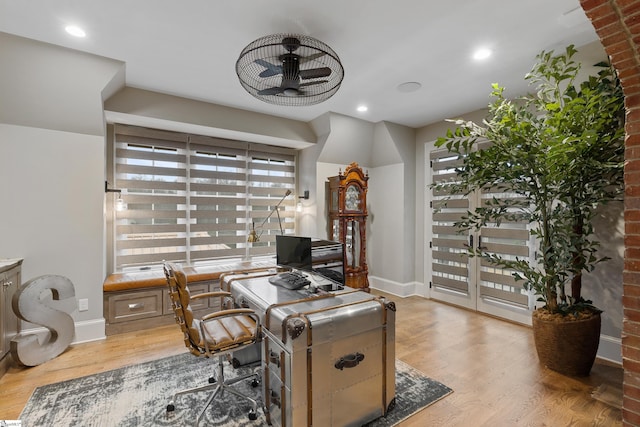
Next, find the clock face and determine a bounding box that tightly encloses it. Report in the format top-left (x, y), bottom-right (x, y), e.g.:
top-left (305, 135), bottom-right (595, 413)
top-left (345, 184), bottom-right (361, 211)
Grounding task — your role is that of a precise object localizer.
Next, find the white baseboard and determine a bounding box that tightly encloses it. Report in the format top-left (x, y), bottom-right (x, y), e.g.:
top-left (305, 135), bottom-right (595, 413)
top-left (72, 318), bottom-right (107, 344)
top-left (597, 334), bottom-right (621, 365)
top-left (369, 275), bottom-right (422, 297)
top-left (18, 318), bottom-right (106, 346)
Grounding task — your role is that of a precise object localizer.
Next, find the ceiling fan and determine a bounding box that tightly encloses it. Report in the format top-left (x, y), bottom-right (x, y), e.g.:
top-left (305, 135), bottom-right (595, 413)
top-left (236, 34), bottom-right (344, 106)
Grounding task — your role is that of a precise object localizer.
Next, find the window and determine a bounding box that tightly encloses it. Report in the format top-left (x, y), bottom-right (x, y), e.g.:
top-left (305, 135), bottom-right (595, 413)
top-left (108, 125), bottom-right (296, 272)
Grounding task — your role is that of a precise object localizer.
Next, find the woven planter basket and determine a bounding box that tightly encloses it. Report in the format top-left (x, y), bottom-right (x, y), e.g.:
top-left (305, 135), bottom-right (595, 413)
top-left (532, 311), bottom-right (601, 377)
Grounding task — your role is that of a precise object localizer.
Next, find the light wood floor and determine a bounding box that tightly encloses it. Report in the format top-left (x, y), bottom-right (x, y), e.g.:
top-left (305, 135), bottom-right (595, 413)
top-left (0, 292), bottom-right (623, 426)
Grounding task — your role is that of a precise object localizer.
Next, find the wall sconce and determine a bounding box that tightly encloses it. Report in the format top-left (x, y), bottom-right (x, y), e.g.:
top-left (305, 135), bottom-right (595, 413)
top-left (115, 197), bottom-right (126, 212)
top-left (105, 181), bottom-right (126, 211)
top-left (297, 190), bottom-right (310, 212)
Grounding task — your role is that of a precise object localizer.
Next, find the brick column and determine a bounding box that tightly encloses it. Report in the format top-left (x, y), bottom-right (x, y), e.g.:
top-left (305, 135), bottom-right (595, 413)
top-left (580, 0), bottom-right (640, 425)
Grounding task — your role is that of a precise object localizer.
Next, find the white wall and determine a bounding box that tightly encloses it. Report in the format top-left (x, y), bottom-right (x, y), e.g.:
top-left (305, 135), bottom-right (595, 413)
top-left (296, 115), bottom-right (330, 238)
top-left (0, 32), bottom-right (124, 136)
top-left (0, 33), bottom-right (124, 343)
top-left (105, 87), bottom-right (317, 149)
top-left (0, 124), bottom-right (106, 341)
top-left (368, 163), bottom-right (406, 283)
top-left (374, 122), bottom-right (416, 285)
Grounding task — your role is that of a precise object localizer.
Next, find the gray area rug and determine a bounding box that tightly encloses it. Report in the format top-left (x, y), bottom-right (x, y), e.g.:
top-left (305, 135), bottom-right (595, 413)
top-left (20, 353), bottom-right (452, 426)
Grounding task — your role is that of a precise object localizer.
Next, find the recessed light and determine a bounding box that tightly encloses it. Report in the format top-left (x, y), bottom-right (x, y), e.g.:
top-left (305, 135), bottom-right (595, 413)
top-left (357, 105), bottom-right (368, 112)
top-left (397, 82), bottom-right (422, 93)
top-left (473, 48), bottom-right (492, 60)
top-left (65, 25), bottom-right (86, 38)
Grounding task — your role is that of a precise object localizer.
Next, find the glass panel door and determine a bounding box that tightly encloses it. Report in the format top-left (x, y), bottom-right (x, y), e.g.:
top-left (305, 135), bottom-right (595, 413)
top-left (428, 143), bottom-right (533, 325)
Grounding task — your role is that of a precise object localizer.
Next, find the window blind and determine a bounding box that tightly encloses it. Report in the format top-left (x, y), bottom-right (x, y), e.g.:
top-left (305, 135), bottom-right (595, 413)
top-left (247, 145), bottom-right (296, 257)
top-left (112, 125), bottom-right (295, 271)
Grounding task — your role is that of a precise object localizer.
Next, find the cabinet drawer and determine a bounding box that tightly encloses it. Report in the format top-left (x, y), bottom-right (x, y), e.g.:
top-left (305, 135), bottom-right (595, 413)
top-left (163, 281), bottom-right (209, 315)
top-left (107, 290), bottom-right (163, 323)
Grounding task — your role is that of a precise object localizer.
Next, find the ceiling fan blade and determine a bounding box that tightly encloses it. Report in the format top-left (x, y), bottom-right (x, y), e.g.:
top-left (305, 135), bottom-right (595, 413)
top-left (299, 80), bottom-right (329, 88)
top-left (258, 80), bottom-right (329, 97)
top-left (299, 52), bottom-right (325, 64)
top-left (255, 59), bottom-right (282, 78)
top-left (257, 86), bottom-right (285, 96)
top-left (299, 67), bottom-right (331, 79)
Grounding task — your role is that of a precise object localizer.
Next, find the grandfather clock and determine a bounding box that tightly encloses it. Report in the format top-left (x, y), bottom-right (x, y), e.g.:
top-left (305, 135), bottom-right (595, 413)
top-left (328, 162), bottom-right (369, 291)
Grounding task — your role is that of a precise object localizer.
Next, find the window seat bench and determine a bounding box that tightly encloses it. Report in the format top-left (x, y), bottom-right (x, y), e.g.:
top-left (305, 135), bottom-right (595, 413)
top-left (102, 261), bottom-right (275, 335)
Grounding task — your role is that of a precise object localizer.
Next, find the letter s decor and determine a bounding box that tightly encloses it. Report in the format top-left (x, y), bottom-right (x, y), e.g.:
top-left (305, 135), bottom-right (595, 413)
top-left (10, 275), bottom-right (76, 367)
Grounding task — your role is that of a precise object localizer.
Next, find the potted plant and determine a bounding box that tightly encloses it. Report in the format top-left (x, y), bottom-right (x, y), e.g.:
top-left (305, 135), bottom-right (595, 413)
top-left (434, 45), bottom-right (625, 376)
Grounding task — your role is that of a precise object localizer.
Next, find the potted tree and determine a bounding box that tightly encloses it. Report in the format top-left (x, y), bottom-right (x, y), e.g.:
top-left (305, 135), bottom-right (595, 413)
top-left (434, 45), bottom-right (625, 376)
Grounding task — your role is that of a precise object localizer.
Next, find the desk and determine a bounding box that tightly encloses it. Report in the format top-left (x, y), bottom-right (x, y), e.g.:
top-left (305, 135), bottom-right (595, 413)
top-left (222, 271), bottom-right (395, 427)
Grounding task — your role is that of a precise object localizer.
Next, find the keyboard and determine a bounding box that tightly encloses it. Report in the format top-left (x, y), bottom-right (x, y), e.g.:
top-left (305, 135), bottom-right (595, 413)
top-left (269, 271), bottom-right (311, 290)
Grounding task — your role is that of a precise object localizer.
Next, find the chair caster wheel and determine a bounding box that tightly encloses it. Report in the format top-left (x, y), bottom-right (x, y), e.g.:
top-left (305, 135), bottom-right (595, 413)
top-left (167, 402), bottom-right (175, 412)
top-left (208, 376), bottom-right (216, 384)
top-left (248, 410), bottom-right (258, 421)
top-left (250, 378), bottom-right (260, 387)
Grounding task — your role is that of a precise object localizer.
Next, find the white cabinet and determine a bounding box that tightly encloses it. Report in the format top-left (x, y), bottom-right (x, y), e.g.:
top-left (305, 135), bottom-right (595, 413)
top-left (0, 258), bottom-right (22, 377)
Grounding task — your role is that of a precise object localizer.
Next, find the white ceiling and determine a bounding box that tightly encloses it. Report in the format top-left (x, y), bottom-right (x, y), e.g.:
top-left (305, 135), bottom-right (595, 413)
top-left (0, 0), bottom-right (600, 129)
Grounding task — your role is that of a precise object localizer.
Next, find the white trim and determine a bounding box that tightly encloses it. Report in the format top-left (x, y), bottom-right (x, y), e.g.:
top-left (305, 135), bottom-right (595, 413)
top-left (424, 139), bottom-right (435, 301)
top-left (597, 334), bottom-right (622, 365)
top-left (72, 318), bottom-right (107, 344)
top-left (369, 275), bottom-right (422, 297)
top-left (477, 296), bottom-right (532, 326)
top-left (105, 111), bottom-right (314, 150)
top-left (17, 318), bottom-right (106, 347)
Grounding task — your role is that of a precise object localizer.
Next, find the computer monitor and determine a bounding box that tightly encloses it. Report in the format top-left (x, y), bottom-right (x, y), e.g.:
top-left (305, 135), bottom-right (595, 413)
top-left (275, 235), bottom-right (312, 271)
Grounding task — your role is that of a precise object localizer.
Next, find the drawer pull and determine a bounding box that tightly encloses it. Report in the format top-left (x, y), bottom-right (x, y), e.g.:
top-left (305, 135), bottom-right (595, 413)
top-left (269, 350), bottom-right (281, 368)
top-left (128, 303), bottom-right (144, 310)
top-left (334, 352), bottom-right (365, 370)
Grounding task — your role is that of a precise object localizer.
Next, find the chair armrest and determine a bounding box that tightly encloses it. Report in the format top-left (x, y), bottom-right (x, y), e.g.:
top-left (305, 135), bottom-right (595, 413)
top-left (191, 291), bottom-right (232, 300)
top-left (202, 308), bottom-right (257, 321)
